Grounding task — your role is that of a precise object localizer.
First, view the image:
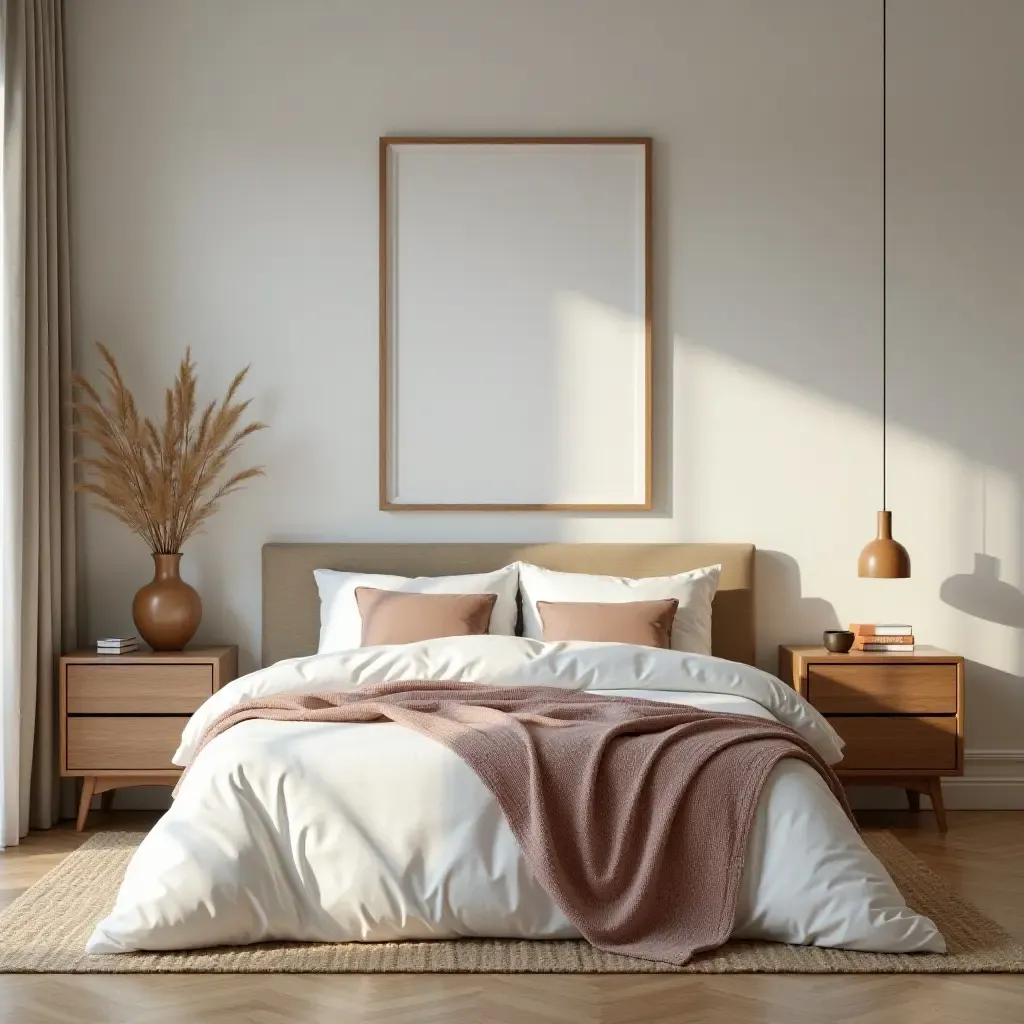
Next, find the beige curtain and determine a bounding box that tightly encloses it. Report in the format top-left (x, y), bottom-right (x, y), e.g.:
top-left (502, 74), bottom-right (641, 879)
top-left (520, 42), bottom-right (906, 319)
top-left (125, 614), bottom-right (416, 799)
top-left (1, 0), bottom-right (77, 847)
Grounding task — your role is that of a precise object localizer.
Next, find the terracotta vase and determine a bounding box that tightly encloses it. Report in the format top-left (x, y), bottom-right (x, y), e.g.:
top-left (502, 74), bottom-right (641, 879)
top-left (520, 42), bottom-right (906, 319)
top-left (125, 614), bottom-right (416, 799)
top-left (132, 553), bottom-right (202, 651)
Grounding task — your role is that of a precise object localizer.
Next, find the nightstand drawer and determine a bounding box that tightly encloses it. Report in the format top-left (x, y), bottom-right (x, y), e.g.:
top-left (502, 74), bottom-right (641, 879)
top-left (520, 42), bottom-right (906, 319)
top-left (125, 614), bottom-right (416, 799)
top-left (66, 716), bottom-right (187, 771)
top-left (832, 716), bottom-right (958, 771)
top-left (808, 664), bottom-right (957, 714)
top-left (66, 664), bottom-right (213, 714)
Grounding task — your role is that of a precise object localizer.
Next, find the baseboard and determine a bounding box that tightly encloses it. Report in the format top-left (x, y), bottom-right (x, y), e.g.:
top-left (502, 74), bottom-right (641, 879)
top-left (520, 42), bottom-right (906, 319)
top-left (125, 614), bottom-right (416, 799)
top-left (942, 750), bottom-right (1024, 810)
top-left (849, 750), bottom-right (1024, 811)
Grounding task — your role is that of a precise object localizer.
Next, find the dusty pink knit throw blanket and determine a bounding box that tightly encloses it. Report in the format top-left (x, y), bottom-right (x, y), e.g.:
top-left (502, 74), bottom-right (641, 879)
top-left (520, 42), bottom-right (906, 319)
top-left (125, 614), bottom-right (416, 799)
top-left (188, 681), bottom-right (852, 965)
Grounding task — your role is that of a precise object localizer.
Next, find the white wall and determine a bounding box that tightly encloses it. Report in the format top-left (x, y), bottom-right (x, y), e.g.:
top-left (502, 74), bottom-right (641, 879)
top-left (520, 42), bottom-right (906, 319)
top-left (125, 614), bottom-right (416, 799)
top-left (65, 0), bottom-right (1024, 807)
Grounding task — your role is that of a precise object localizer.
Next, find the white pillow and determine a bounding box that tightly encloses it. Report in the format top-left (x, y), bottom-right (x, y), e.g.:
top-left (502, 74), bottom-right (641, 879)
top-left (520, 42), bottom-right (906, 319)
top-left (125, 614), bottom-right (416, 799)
top-left (314, 564), bottom-right (519, 653)
top-left (517, 562), bottom-right (721, 656)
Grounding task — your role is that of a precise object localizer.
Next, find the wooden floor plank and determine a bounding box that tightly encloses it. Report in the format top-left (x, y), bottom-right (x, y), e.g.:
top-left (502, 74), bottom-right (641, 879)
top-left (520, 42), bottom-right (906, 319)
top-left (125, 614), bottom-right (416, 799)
top-left (1, 809), bottom-right (1022, 1023)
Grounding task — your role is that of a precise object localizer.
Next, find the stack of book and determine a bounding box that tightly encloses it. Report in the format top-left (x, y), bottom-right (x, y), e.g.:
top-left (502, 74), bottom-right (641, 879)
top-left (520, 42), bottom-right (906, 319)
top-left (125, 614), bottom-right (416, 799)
top-left (96, 635), bottom-right (140, 655)
top-left (850, 624), bottom-right (914, 652)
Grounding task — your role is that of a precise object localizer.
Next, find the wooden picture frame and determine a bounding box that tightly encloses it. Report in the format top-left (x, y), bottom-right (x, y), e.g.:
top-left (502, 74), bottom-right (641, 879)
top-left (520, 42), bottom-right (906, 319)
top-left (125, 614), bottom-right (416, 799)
top-left (379, 136), bottom-right (653, 511)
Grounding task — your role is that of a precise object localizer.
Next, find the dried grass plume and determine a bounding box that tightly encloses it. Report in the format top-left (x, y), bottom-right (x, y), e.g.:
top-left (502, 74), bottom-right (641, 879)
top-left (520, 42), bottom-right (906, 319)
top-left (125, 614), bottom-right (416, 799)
top-left (72, 344), bottom-right (267, 554)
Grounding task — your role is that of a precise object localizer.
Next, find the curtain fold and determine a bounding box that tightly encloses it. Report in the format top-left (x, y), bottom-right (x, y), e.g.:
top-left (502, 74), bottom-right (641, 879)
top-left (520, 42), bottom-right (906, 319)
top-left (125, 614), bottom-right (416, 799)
top-left (1, 0), bottom-right (77, 848)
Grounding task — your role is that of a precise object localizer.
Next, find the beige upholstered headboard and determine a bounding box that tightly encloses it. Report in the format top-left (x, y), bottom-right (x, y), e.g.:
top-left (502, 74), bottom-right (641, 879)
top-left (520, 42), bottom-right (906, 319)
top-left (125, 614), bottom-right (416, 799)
top-left (262, 543), bottom-right (755, 667)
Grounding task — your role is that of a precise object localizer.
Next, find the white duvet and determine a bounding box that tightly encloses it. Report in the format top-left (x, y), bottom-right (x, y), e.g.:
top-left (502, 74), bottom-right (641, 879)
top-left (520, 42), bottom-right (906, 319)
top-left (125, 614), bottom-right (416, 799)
top-left (88, 637), bottom-right (944, 955)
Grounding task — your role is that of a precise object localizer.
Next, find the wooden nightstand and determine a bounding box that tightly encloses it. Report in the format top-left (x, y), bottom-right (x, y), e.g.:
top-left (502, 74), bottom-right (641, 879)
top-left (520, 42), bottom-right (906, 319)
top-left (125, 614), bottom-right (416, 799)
top-left (779, 645), bottom-right (964, 832)
top-left (60, 646), bottom-right (238, 831)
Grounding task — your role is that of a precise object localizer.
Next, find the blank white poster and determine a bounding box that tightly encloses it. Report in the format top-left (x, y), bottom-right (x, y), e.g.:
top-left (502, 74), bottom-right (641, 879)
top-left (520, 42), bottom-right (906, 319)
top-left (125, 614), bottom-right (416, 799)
top-left (382, 139), bottom-right (650, 509)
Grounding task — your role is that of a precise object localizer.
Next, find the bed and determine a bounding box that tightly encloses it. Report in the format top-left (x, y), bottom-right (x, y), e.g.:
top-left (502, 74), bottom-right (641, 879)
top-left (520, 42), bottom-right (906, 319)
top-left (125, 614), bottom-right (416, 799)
top-left (87, 543), bottom-right (943, 958)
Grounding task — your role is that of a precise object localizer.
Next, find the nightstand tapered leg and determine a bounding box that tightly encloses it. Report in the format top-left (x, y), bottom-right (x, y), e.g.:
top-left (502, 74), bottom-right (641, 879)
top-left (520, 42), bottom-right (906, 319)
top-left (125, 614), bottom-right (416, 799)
top-left (928, 778), bottom-right (948, 833)
top-left (76, 777), bottom-right (96, 832)
top-left (906, 788), bottom-right (921, 812)
top-left (100, 790), bottom-right (115, 812)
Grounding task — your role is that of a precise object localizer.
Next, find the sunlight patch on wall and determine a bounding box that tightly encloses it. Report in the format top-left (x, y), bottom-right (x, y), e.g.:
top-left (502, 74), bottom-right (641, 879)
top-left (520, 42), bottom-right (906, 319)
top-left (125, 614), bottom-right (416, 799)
top-left (553, 291), bottom-right (647, 506)
top-left (673, 339), bottom-right (884, 573)
top-left (674, 340), bottom-right (1022, 695)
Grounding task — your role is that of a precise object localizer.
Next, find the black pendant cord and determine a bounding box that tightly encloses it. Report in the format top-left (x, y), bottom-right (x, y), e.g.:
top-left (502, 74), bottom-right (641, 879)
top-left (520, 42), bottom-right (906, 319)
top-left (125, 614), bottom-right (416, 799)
top-left (882, 0), bottom-right (888, 512)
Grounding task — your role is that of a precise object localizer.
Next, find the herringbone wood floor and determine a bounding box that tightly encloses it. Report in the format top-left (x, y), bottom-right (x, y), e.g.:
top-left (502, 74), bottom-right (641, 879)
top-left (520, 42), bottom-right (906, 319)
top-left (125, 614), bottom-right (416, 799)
top-left (1, 810), bottom-right (1022, 1023)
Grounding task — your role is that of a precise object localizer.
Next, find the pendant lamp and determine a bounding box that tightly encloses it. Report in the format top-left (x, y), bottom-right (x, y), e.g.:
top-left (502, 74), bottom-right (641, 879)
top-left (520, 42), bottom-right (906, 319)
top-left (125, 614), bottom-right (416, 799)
top-left (859, 0), bottom-right (910, 579)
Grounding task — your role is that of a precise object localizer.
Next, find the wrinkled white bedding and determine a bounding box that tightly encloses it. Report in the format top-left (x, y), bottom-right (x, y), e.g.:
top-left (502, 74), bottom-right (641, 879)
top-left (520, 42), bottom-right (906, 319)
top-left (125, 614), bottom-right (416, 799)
top-left (88, 637), bottom-right (944, 955)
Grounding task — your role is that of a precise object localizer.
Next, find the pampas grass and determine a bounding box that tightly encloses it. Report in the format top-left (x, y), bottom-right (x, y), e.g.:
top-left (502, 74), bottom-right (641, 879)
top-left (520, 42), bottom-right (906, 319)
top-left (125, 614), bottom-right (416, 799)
top-left (72, 344), bottom-right (266, 554)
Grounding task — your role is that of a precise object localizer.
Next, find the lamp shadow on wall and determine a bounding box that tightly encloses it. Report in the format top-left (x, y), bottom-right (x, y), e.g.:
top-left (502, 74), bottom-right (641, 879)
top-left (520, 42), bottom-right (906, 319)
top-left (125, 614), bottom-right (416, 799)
top-left (941, 554), bottom-right (1024, 629)
top-left (939, 468), bottom-right (1024, 629)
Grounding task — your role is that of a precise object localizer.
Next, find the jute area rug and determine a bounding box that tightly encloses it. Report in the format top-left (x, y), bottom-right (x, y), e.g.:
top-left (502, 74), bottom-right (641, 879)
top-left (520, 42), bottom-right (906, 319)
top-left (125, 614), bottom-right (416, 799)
top-left (1, 831), bottom-right (1021, 974)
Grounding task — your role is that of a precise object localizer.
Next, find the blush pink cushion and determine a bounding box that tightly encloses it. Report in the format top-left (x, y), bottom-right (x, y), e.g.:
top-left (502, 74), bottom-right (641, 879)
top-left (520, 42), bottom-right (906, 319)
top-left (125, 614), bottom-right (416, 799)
top-left (536, 599), bottom-right (679, 649)
top-left (355, 587), bottom-right (498, 646)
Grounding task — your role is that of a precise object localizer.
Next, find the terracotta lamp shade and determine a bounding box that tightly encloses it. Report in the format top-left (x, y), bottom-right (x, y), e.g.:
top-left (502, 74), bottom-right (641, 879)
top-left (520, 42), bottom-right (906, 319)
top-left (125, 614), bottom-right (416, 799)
top-left (858, 510), bottom-right (911, 579)
top-left (132, 553), bottom-right (202, 650)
